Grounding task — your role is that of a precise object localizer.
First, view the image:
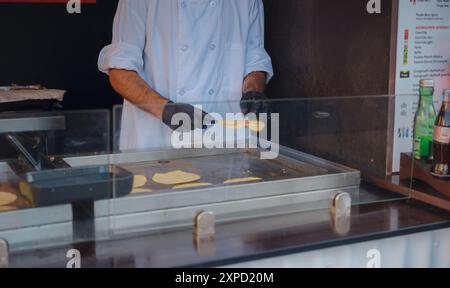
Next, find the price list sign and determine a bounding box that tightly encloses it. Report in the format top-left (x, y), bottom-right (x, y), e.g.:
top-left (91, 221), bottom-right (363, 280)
top-left (393, 0), bottom-right (450, 172)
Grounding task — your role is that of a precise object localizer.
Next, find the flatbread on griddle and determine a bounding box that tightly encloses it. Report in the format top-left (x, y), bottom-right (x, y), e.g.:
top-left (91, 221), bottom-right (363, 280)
top-left (0, 192), bottom-right (17, 206)
top-left (133, 175), bottom-right (148, 188)
top-left (152, 170), bottom-right (201, 185)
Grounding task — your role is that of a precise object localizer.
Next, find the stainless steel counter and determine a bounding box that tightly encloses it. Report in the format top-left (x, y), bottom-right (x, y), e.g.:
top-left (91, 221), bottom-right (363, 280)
top-left (0, 146), bottom-right (359, 253)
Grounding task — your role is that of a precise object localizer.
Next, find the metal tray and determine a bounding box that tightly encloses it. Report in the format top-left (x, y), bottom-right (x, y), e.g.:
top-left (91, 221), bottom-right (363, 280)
top-left (19, 165), bottom-right (133, 206)
top-left (0, 146), bottom-right (360, 252)
top-left (118, 150), bottom-right (331, 193)
top-left (65, 147), bottom-right (360, 215)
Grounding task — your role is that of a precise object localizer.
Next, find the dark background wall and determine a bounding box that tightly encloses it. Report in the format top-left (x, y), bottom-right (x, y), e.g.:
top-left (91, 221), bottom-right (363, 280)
top-left (264, 0), bottom-right (393, 98)
top-left (0, 0), bottom-right (393, 107)
top-left (0, 0), bottom-right (396, 174)
top-left (0, 0), bottom-right (119, 159)
top-left (263, 0), bottom-right (395, 175)
top-left (0, 0), bottom-right (120, 109)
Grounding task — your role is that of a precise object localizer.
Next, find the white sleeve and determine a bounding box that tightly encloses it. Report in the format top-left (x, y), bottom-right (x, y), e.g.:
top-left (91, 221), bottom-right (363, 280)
top-left (98, 0), bottom-right (148, 74)
top-left (245, 0), bottom-right (274, 83)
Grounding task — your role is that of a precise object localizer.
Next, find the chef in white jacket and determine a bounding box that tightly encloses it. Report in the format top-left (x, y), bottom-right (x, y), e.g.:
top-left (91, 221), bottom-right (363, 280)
top-left (98, 0), bottom-right (273, 151)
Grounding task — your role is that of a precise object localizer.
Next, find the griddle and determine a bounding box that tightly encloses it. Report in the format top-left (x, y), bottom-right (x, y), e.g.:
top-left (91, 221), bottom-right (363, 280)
top-left (119, 150), bottom-right (333, 193)
top-left (0, 146), bottom-right (360, 252)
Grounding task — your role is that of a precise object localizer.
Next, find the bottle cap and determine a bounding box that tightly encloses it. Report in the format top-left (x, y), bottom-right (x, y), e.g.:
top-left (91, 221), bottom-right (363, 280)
top-left (420, 79), bottom-right (435, 87)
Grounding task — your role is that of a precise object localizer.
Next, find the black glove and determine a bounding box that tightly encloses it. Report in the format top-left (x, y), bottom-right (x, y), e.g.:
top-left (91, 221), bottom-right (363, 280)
top-left (162, 101), bottom-right (213, 132)
top-left (240, 91), bottom-right (269, 115)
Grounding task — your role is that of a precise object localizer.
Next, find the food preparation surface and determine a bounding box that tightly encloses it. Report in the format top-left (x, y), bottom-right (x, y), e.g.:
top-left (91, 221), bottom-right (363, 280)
top-left (0, 148), bottom-right (360, 253)
top-left (118, 151), bottom-right (332, 196)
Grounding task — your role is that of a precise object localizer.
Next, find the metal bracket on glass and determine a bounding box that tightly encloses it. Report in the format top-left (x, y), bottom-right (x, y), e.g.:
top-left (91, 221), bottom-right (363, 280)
top-left (193, 211), bottom-right (216, 257)
top-left (194, 211), bottom-right (216, 238)
top-left (0, 238), bottom-right (9, 268)
top-left (331, 192), bottom-right (352, 235)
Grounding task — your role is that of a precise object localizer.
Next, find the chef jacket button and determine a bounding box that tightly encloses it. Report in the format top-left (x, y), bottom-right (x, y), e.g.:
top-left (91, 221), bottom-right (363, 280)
top-left (208, 89), bottom-right (215, 95)
top-left (181, 45), bottom-right (189, 52)
top-left (209, 43), bottom-right (216, 50)
top-left (210, 1), bottom-right (216, 7)
top-left (181, 2), bottom-right (187, 8)
top-left (179, 89), bottom-right (186, 96)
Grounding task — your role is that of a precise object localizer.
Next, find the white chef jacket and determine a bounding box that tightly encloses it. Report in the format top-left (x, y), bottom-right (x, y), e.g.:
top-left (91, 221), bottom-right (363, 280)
top-left (98, 0), bottom-right (273, 151)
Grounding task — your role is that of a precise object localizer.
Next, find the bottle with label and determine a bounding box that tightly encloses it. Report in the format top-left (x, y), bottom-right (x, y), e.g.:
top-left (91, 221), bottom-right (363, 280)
top-left (432, 89), bottom-right (450, 177)
top-left (413, 79), bottom-right (436, 160)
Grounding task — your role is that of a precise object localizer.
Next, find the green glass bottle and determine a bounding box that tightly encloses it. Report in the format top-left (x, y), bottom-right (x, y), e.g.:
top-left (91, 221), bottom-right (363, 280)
top-left (413, 79), bottom-right (436, 160)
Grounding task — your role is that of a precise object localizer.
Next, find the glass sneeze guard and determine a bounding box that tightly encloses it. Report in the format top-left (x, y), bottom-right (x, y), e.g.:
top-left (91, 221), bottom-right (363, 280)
top-left (0, 95), bottom-right (418, 256)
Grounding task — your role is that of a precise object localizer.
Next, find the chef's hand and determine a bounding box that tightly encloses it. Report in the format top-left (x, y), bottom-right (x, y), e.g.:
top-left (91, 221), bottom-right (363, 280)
top-left (240, 91), bottom-right (269, 115)
top-left (162, 101), bottom-right (214, 132)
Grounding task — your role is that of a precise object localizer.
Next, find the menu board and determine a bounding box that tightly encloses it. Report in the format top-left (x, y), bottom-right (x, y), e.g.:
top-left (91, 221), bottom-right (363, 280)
top-left (392, 0), bottom-right (450, 172)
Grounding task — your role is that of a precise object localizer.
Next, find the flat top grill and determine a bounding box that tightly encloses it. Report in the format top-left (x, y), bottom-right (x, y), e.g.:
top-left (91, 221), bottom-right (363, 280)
top-left (0, 146), bottom-right (361, 253)
top-left (120, 150), bottom-right (333, 194)
top-left (0, 147), bottom-right (358, 212)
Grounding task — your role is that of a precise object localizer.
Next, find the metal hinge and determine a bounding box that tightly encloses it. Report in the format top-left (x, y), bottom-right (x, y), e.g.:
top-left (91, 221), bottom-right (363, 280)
top-left (193, 211), bottom-right (216, 257)
top-left (331, 192), bottom-right (352, 235)
top-left (194, 211), bottom-right (216, 238)
top-left (0, 239), bottom-right (9, 268)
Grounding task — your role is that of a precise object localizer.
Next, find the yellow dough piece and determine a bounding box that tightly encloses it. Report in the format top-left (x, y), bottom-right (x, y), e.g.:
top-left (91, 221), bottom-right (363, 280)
top-left (133, 175), bottom-right (148, 188)
top-left (131, 188), bottom-right (153, 194)
top-left (219, 120), bottom-right (265, 132)
top-left (173, 182), bottom-right (212, 189)
top-left (0, 206), bottom-right (16, 212)
top-left (152, 170), bottom-right (201, 185)
top-left (224, 177), bottom-right (262, 184)
top-left (0, 192), bottom-right (17, 206)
